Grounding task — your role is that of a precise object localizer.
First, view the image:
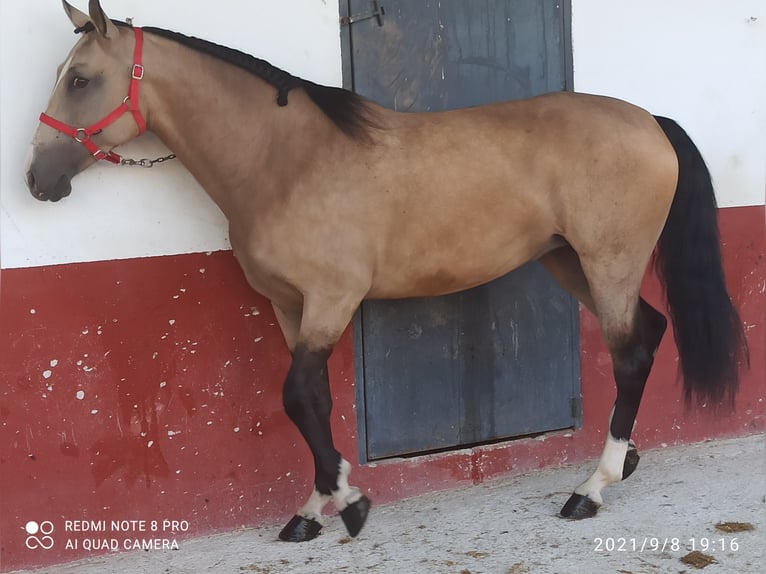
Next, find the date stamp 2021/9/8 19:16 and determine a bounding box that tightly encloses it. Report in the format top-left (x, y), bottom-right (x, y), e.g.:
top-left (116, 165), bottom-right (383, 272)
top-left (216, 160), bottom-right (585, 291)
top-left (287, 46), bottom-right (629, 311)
top-left (593, 536), bottom-right (742, 554)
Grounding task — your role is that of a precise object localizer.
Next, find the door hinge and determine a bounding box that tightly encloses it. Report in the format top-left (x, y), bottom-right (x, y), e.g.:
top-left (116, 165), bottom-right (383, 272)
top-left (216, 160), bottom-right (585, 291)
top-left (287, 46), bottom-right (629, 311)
top-left (341, 1), bottom-right (385, 27)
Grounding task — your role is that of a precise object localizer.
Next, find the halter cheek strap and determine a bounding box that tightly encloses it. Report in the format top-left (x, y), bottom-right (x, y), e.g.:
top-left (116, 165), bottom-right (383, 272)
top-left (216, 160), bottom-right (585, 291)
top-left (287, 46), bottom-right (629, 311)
top-left (39, 27), bottom-right (147, 164)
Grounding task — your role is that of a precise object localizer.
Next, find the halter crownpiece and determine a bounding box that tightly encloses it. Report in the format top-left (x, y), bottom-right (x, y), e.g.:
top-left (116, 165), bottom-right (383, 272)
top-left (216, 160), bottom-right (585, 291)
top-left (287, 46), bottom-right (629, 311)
top-left (39, 26), bottom-right (147, 164)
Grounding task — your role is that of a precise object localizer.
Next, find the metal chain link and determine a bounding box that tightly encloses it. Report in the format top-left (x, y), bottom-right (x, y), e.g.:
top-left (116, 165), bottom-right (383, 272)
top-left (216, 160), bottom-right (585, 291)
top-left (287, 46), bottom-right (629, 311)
top-left (120, 153), bottom-right (177, 168)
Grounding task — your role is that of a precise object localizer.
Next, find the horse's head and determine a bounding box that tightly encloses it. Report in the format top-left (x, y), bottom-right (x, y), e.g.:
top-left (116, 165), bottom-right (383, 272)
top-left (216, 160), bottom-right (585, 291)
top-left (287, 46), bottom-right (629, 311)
top-left (26, 0), bottom-right (145, 202)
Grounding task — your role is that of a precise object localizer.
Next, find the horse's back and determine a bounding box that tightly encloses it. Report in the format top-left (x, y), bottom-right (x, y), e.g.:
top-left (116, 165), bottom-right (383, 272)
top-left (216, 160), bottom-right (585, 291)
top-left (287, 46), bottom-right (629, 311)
top-left (359, 92), bottom-right (678, 298)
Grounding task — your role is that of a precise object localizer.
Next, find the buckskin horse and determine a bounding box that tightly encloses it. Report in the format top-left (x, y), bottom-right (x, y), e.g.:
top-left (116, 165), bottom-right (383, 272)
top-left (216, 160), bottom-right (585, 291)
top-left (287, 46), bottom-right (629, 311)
top-left (25, 0), bottom-right (747, 542)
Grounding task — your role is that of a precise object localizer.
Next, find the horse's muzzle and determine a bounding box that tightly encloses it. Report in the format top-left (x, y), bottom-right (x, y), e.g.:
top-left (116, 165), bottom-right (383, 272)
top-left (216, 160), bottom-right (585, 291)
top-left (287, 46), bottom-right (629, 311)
top-left (25, 144), bottom-right (83, 202)
top-left (26, 168), bottom-right (72, 202)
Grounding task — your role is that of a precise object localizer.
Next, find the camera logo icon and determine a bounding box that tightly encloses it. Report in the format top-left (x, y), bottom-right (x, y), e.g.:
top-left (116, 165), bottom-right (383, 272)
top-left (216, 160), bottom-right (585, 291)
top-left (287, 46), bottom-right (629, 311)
top-left (25, 521), bottom-right (55, 550)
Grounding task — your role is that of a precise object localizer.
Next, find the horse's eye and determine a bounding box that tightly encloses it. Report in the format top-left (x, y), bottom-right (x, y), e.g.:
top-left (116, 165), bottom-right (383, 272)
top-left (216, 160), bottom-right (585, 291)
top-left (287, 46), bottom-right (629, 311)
top-left (72, 76), bottom-right (90, 89)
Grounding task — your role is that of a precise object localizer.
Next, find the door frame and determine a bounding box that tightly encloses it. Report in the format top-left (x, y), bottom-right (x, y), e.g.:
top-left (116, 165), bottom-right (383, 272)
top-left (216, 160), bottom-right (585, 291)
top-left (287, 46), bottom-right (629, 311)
top-left (340, 0), bottom-right (577, 464)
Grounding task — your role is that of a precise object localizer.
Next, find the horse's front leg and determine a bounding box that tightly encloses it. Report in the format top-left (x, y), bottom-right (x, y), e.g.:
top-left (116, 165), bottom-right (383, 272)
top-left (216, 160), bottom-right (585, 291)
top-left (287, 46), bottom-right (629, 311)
top-left (275, 299), bottom-right (370, 542)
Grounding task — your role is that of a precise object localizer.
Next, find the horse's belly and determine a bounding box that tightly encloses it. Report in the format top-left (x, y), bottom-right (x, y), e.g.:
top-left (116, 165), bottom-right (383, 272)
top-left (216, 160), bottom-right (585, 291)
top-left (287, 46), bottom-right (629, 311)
top-left (367, 233), bottom-right (562, 299)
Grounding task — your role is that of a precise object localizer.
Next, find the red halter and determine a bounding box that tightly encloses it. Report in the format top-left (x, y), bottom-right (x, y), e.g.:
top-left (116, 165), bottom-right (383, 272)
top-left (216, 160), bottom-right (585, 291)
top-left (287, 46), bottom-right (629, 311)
top-left (39, 27), bottom-right (147, 165)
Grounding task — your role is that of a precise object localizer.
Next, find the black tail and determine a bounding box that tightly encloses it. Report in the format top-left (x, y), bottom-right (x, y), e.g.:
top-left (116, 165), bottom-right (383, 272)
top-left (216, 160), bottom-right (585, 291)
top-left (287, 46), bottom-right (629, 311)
top-left (653, 116), bottom-right (748, 407)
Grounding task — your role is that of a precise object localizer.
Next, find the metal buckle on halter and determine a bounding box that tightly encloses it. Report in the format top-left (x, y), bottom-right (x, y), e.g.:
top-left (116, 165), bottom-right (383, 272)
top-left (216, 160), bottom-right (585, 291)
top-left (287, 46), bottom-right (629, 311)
top-left (74, 128), bottom-right (89, 143)
top-left (132, 64), bottom-right (144, 80)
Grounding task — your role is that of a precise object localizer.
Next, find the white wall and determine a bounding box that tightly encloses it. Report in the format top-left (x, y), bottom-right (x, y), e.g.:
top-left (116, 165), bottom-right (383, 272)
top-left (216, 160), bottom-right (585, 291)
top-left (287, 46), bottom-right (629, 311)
top-left (0, 0), bottom-right (342, 268)
top-left (571, 0), bottom-right (765, 209)
top-left (1, 1), bottom-right (764, 269)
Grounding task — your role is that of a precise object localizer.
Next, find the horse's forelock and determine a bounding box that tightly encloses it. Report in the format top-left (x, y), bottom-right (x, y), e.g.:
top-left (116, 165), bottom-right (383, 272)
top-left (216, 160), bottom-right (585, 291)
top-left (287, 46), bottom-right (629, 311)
top-left (74, 19), bottom-right (130, 35)
top-left (74, 22), bottom-right (94, 34)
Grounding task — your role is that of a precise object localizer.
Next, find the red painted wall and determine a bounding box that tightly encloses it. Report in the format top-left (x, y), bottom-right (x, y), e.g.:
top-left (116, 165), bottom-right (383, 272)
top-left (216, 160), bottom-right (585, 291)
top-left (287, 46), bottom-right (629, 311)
top-left (1, 206), bottom-right (763, 572)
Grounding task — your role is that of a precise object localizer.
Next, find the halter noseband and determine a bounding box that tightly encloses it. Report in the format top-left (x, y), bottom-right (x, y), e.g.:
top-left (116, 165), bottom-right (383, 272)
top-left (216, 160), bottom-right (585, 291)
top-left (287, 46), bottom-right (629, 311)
top-left (39, 27), bottom-right (147, 165)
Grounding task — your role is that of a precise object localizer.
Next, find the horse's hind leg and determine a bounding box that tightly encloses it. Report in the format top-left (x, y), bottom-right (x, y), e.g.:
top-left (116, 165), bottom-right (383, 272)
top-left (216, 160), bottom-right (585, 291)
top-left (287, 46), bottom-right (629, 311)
top-left (540, 247), bottom-right (667, 518)
top-left (277, 294), bottom-right (370, 542)
top-left (561, 295), bottom-right (667, 518)
top-left (539, 246), bottom-right (596, 314)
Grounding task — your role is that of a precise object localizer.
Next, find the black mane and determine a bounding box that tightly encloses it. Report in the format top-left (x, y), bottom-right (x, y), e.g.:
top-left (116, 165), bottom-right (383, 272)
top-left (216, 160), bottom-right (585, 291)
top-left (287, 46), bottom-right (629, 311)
top-left (76, 21), bottom-right (376, 139)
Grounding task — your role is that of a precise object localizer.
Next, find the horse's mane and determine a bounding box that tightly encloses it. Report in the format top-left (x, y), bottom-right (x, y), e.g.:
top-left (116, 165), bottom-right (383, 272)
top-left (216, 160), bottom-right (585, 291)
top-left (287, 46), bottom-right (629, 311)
top-left (76, 20), bottom-right (376, 140)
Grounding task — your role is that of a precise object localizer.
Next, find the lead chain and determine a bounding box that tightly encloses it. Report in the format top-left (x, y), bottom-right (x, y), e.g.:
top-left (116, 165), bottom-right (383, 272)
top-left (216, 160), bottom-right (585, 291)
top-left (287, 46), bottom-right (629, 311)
top-left (120, 153), bottom-right (177, 168)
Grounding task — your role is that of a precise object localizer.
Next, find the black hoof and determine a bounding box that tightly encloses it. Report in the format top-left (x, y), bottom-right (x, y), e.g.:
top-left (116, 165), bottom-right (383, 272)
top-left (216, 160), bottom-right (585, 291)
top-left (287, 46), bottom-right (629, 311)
top-left (340, 495), bottom-right (371, 538)
top-left (622, 443), bottom-right (640, 480)
top-left (278, 515), bottom-right (323, 542)
top-left (560, 493), bottom-right (599, 519)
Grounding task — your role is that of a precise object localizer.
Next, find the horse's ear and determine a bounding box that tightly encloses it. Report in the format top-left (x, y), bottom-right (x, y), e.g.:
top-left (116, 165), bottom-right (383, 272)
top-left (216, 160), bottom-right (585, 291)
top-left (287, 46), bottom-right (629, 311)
top-left (87, 0), bottom-right (118, 38)
top-left (62, 0), bottom-right (90, 30)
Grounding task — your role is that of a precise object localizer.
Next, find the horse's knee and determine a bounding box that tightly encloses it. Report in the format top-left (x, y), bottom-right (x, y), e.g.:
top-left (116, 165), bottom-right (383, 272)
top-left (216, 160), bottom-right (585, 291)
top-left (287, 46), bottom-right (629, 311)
top-left (283, 374), bottom-right (330, 423)
top-left (282, 346), bottom-right (332, 423)
top-left (282, 378), bottom-right (306, 423)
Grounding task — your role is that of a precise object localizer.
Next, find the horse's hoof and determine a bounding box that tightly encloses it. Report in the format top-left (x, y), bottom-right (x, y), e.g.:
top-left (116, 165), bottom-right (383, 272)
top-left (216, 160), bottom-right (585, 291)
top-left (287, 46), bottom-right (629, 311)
top-left (278, 515), bottom-right (323, 542)
top-left (622, 443), bottom-right (640, 480)
top-left (560, 493), bottom-right (599, 519)
top-left (340, 495), bottom-right (371, 538)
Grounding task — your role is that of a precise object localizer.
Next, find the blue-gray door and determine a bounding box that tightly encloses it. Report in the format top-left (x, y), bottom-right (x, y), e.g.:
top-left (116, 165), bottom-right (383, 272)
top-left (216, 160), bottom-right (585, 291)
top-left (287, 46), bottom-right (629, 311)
top-left (343, 0), bottom-right (580, 461)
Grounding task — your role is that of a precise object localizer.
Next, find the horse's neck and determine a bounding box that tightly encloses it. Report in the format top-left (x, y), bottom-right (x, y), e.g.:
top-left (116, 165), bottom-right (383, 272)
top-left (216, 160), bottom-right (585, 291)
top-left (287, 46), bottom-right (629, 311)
top-left (141, 34), bottom-right (338, 219)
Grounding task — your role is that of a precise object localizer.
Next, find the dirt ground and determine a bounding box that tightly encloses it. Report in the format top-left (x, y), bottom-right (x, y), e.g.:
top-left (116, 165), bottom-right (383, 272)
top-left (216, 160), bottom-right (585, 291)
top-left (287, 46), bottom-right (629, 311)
top-left (12, 434), bottom-right (765, 574)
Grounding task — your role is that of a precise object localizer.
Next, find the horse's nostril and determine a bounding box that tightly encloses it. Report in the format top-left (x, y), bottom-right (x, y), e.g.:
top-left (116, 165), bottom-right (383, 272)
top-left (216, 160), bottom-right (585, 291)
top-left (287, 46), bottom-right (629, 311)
top-left (26, 170), bottom-right (49, 201)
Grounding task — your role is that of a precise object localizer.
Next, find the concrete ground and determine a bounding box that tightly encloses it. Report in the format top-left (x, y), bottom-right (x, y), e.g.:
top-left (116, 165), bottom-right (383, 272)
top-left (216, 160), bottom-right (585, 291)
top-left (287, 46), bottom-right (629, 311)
top-left (14, 434), bottom-right (765, 574)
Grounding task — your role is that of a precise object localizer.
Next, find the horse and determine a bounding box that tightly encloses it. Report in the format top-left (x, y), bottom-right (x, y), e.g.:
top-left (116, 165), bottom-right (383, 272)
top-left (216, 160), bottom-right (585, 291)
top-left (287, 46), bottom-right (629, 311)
top-left (26, 0), bottom-right (748, 542)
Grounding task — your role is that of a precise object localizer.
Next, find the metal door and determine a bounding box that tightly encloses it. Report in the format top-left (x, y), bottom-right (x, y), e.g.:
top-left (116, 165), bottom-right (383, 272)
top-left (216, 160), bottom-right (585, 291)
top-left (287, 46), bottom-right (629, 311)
top-left (343, 0), bottom-right (580, 460)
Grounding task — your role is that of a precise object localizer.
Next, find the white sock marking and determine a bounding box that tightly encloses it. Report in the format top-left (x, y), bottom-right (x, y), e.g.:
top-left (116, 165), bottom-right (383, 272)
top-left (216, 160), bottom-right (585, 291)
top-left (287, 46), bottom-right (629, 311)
top-left (298, 489), bottom-right (331, 522)
top-left (574, 433), bottom-right (629, 505)
top-left (332, 458), bottom-right (362, 512)
top-left (297, 458), bottom-right (364, 519)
